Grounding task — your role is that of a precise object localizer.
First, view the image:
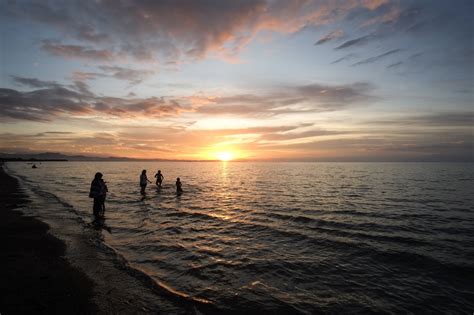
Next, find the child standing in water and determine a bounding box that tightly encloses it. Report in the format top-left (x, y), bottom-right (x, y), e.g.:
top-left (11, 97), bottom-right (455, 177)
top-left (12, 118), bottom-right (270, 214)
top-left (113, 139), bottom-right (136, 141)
top-left (154, 170), bottom-right (164, 188)
top-left (176, 177), bottom-right (183, 195)
top-left (140, 170), bottom-right (151, 195)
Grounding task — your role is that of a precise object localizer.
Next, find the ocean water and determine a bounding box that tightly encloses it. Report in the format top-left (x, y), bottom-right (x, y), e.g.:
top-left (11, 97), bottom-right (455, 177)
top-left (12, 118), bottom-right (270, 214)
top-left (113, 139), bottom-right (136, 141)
top-left (6, 161), bottom-right (474, 313)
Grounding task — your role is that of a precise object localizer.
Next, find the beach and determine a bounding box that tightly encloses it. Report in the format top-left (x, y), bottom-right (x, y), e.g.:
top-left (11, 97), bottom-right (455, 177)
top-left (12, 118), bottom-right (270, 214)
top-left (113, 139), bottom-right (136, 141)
top-left (0, 165), bottom-right (98, 313)
top-left (0, 164), bottom-right (197, 314)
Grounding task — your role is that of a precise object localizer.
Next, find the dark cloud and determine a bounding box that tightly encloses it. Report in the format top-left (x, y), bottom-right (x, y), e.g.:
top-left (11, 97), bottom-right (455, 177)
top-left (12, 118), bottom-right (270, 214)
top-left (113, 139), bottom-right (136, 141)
top-left (366, 112), bottom-right (474, 127)
top-left (41, 40), bottom-right (115, 61)
top-left (315, 30), bottom-right (344, 45)
top-left (92, 96), bottom-right (188, 118)
top-left (407, 52), bottom-right (423, 60)
top-left (330, 53), bottom-right (358, 64)
top-left (405, 21), bottom-right (425, 33)
top-left (0, 77), bottom-right (188, 122)
top-left (12, 76), bottom-right (61, 89)
top-left (71, 80), bottom-right (94, 98)
top-left (383, 52), bottom-right (421, 70)
top-left (335, 34), bottom-right (373, 50)
top-left (0, 86), bottom-right (93, 122)
top-left (1, 0), bottom-right (411, 63)
top-left (387, 61), bottom-right (403, 69)
top-left (351, 49), bottom-right (402, 66)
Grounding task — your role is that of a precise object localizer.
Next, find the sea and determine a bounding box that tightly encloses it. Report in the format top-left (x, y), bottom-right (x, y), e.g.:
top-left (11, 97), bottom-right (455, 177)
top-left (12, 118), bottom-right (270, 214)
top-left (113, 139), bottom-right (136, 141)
top-left (5, 161), bottom-right (474, 314)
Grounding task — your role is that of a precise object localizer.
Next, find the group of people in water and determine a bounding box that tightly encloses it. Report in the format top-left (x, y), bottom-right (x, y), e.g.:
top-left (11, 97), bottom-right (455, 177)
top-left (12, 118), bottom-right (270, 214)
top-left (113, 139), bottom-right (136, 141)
top-left (89, 169), bottom-right (183, 218)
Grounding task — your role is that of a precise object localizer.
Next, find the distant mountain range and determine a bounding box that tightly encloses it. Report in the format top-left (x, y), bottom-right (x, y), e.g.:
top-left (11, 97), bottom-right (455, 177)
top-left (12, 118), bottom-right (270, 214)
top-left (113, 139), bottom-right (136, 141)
top-left (0, 152), bottom-right (194, 162)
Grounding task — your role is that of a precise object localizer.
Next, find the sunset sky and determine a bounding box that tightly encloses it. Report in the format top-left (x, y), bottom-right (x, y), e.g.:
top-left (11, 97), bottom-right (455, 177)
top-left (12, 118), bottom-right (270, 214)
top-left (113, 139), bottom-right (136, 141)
top-left (0, 0), bottom-right (472, 161)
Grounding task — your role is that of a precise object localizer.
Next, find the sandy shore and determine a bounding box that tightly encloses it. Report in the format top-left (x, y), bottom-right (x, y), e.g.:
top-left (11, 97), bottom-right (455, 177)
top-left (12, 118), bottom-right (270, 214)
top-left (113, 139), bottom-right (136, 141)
top-left (0, 165), bottom-right (97, 313)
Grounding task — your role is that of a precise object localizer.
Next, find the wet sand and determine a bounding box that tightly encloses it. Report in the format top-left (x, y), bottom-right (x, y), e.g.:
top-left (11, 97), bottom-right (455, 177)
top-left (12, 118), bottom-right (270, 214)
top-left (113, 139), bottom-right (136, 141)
top-left (0, 165), bottom-right (97, 313)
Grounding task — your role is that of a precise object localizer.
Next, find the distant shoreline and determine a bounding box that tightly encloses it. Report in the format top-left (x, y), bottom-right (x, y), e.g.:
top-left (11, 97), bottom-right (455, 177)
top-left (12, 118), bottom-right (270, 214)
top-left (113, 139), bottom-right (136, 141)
top-left (0, 158), bottom-right (68, 162)
top-left (3, 159), bottom-right (473, 163)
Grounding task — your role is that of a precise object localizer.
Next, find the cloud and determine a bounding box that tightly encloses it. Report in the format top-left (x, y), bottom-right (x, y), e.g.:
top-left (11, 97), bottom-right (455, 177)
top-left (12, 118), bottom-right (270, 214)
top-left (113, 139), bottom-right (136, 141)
top-left (199, 124), bottom-right (314, 137)
top-left (2, 0), bottom-right (415, 63)
top-left (38, 131), bottom-right (74, 135)
top-left (315, 30), bottom-right (344, 45)
top-left (12, 76), bottom-right (61, 89)
top-left (330, 53), bottom-right (358, 64)
top-left (113, 123), bottom-right (334, 155)
top-left (351, 49), bottom-right (402, 66)
top-left (197, 82), bottom-right (375, 117)
top-left (335, 34), bottom-right (374, 50)
top-left (98, 66), bottom-right (156, 85)
top-left (260, 129), bottom-right (348, 141)
top-left (0, 77), bottom-right (189, 121)
top-left (71, 71), bottom-right (99, 81)
top-left (96, 97), bottom-right (188, 118)
top-left (0, 81), bottom-right (95, 121)
top-left (381, 52), bottom-right (421, 70)
top-left (71, 66), bottom-right (156, 85)
top-left (76, 25), bottom-right (109, 44)
top-left (296, 82), bottom-right (373, 103)
top-left (361, 5), bottom-right (401, 27)
top-left (1, 75), bottom-right (375, 124)
top-left (366, 112), bottom-right (474, 127)
top-left (407, 52), bottom-right (423, 60)
top-left (246, 131), bottom-right (473, 162)
top-left (387, 61), bottom-right (403, 69)
top-left (1, 110), bottom-right (471, 161)
top-left (41, 40), bottom-right (115, 61)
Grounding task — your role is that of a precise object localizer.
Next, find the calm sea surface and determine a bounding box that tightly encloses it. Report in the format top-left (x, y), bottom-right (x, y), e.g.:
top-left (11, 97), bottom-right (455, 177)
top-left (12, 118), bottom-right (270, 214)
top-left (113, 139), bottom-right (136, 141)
top-left (6, 162), bottom-right (474, 313)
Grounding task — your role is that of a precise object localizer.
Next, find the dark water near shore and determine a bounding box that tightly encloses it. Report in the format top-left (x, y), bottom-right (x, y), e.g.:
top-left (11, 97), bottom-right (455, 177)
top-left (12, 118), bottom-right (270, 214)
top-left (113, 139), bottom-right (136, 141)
top-left (6, 162), bottom-right (474, 313)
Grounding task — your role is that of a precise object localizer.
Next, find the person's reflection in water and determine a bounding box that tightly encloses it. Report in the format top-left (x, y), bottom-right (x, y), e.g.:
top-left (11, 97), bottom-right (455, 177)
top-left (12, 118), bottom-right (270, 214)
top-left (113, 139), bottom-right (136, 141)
top-left (92, 216), bottom-right (112, 233)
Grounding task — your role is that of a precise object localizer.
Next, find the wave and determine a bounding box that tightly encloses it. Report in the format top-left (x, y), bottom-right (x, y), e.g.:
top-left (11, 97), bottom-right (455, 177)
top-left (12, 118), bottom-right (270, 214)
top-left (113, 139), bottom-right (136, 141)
top-left (5, 161), bottom-right (474, 314)
top-left (8, 168), bottom-right (222, 313)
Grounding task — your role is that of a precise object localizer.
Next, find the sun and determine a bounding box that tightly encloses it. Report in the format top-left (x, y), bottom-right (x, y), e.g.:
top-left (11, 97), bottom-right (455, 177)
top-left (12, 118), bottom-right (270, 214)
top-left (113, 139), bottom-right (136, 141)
top-left (216, 151), bottom-right (233, 161)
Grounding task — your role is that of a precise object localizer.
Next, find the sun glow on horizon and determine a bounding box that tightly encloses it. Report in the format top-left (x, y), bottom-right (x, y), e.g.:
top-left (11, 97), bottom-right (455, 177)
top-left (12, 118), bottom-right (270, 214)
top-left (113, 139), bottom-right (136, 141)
top-left (216, 151), bottom-right (234, 161)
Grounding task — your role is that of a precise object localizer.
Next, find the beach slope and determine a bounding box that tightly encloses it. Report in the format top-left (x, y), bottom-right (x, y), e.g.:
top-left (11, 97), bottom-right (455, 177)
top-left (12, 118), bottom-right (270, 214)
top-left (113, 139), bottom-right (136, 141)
top-left (0, 165), bottom-right (98, 313)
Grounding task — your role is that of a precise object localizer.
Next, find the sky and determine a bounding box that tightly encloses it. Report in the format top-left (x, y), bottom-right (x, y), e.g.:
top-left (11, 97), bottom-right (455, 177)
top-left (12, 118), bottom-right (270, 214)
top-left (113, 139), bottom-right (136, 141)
top-left (0, 0), bottom-right (472, 161)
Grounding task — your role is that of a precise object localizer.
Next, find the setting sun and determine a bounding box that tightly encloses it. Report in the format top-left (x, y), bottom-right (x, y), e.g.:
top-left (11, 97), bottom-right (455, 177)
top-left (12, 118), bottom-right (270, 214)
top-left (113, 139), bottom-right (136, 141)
top-left (216, 151), bottom-right (233, 161)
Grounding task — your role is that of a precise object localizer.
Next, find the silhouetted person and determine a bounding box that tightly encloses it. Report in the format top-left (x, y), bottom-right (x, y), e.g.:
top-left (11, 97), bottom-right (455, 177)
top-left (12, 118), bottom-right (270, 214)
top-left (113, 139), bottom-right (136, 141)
top-left (154, 170), bottom-right (164, 188)
top-left (89, 172), bottom-right (108, 217)
top-left (176, 177), bottom-right (183, 195)
top-left (140, 170), bottom-right (151, 195)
